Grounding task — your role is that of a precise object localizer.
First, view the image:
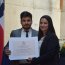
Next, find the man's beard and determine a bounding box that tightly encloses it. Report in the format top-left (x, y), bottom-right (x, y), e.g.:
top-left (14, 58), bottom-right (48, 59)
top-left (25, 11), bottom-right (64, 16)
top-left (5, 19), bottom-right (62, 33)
top-left (23, 26), bottom-right (31, 30)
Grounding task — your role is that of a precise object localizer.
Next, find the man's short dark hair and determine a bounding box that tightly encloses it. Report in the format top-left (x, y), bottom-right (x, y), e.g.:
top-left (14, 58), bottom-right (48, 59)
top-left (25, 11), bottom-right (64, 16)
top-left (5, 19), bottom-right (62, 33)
top-left (20, 11), bottom-right (32, 20)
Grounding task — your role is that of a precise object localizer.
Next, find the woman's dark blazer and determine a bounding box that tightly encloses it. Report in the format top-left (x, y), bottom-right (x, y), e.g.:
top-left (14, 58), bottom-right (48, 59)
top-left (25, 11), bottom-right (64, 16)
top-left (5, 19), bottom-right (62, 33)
top-left (31, 32), bottom-right (60, 65)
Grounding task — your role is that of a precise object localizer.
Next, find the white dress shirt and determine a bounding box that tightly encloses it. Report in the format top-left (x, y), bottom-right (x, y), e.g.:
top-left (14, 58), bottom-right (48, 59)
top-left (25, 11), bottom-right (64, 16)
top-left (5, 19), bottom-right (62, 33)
top-left (21, 28), bottom-right (32, 37)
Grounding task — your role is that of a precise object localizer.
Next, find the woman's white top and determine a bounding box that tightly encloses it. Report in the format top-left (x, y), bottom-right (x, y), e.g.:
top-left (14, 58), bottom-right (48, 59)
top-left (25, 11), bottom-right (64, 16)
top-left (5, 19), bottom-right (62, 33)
top-left (38, 36), bottom-right (45, 54)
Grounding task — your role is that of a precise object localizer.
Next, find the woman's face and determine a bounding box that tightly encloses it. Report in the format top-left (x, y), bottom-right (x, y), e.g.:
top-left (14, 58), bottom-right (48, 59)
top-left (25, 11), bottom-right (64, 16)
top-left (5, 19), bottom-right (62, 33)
top-left (39, 18), bottom-right (48, 33)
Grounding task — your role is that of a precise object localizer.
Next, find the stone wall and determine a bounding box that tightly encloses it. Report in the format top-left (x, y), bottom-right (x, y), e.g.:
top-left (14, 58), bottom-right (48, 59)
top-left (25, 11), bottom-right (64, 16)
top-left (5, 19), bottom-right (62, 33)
top-left (4, 0), bottom-right (61, 45)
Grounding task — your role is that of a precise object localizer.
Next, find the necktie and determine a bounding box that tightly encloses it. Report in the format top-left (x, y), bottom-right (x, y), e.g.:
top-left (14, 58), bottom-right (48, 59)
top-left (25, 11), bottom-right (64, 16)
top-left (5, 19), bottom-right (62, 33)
top-left (26, 31), bottom-right (28, 37)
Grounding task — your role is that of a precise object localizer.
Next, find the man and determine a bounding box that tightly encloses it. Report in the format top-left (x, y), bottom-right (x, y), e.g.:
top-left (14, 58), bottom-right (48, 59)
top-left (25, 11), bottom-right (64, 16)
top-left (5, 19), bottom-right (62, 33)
top-left (2, 11), bottom-right (38, 65)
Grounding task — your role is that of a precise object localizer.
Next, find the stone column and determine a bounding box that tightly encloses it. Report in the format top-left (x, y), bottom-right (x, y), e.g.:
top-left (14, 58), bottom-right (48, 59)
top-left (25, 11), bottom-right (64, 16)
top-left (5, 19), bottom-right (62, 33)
top-left (60, 0), bottom-right (65, 39)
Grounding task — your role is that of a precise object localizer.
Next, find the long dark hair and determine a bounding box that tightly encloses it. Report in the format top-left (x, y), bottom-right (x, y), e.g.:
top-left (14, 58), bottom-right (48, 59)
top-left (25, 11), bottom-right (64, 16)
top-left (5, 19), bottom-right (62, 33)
top-left (38, 15), bottom-right (56, 41)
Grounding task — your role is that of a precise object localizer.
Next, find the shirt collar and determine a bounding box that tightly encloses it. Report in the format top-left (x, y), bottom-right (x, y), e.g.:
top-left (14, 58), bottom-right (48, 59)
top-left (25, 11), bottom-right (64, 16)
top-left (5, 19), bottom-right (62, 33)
top-left (22, 28), bottom-right (32, 32)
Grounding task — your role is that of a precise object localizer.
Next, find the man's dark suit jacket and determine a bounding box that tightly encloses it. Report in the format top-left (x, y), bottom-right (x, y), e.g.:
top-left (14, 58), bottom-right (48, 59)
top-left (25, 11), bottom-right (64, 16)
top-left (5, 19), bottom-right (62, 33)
top-left (31, 32), bottom-right (60, 65)
top-left (2, 28), bottom-right (38, 65)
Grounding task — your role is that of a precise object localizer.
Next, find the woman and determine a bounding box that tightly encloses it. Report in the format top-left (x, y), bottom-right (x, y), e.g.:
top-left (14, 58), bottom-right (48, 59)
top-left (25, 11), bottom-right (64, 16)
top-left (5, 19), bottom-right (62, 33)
top-left (28, 15), bottom-right (60, 65)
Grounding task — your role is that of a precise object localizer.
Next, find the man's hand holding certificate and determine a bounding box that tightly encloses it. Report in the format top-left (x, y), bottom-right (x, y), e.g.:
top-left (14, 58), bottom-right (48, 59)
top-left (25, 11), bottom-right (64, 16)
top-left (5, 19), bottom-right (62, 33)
top-left (9, 37), bottom-right (39, 60)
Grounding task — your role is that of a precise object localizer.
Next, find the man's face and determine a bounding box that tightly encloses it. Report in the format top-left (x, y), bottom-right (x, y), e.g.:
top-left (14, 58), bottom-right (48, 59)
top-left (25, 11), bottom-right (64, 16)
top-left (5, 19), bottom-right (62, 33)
top-left (21, 17), bottom-right (32, 30)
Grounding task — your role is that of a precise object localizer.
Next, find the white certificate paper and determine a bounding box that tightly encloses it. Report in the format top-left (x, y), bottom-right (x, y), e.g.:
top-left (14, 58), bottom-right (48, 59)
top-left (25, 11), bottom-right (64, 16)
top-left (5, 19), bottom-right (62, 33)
top-left (9, 37), bottom-right (39, 60)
